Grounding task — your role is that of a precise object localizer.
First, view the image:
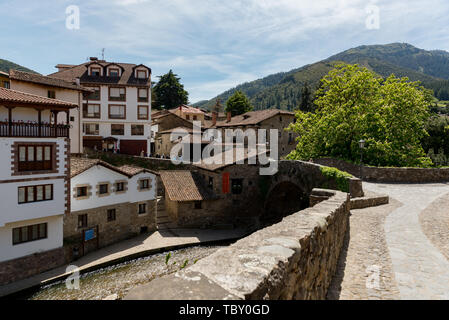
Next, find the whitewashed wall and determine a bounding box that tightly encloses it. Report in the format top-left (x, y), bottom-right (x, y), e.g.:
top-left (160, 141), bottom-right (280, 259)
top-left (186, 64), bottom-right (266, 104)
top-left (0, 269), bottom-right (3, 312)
top-left (71, 165), bottom-right (156, 212)
top-left (0, 137), bottom-right (67, 181)
top-left (0, 215), bottom-right (63, 262)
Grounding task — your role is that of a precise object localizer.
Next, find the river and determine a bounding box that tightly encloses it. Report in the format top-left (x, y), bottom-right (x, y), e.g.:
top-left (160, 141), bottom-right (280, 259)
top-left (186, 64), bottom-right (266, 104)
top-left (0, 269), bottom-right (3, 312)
top-left (27, 245), bottom-right (222, 300)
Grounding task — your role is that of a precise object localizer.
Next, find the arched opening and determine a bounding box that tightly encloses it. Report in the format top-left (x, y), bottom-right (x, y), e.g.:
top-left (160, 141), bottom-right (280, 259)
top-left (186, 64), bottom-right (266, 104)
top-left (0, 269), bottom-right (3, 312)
top-left (262, 181), bottom-right (309, 227)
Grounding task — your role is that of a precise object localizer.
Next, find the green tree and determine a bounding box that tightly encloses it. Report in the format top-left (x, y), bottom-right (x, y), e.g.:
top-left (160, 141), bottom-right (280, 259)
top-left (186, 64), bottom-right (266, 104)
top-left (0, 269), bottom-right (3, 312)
top-left (287, 63), bottom-right (433, 167)
top-left (299, 81), bottom-right (314, 112)
top-left (225, 91), bottom-right (254, 116)
top-left (153, 70), bottom-right (188, 110)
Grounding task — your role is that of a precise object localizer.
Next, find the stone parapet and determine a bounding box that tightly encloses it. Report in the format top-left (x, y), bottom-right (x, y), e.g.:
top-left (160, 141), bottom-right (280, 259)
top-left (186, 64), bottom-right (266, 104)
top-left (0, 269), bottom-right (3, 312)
top-left (124, 189), bottom-right (350, 300)
top-left (313, 158), bottom-right (449, 183)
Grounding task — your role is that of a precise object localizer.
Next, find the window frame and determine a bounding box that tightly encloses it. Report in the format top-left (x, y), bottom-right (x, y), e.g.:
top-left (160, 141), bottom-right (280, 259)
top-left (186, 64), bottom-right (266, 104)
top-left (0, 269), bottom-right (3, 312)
top-left (111, 123), bottom-right (125, 136)
top-left (107, 209), bottom-right (116, 222)
top-left (108, 104), bottom-right (126, 120)
top-left (47, 90), bottom-right (56, 99)
top-left (131, 124), bottom-right (144, 136)
top-left (108, 68), bottom-right (120, 77)
top-left (78, 214), bottom-right (88, 229)
top-left (138, 203), bottom-right (147, 215)
top-left (138, 88), bottom-right (149, 102)
top-left (12, 223), bottom-right (47, 245)
top-left (17, 144), bottom-right (54, 173)
top-left (83, 123), bottom-right (100, 135)
top-left (108, 87), bottom-right (126, 102)
top-left (90, 67), bottom-right (101, 76)
top-left (84, 86), bottom-right (101, 101)
top-left (18, 184), bottom-right (53, 204)
top-left (83, 103), bottom-right (101, 119)
top-left (137, 105), bottom-right (149, 120)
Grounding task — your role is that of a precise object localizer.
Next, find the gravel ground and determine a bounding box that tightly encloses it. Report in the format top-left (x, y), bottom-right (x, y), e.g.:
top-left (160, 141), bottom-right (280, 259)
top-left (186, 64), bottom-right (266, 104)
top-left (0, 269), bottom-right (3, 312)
top-left (327, 197), bottom-right (401, 300)
top-left (420, 193), bottom-right (449, 262)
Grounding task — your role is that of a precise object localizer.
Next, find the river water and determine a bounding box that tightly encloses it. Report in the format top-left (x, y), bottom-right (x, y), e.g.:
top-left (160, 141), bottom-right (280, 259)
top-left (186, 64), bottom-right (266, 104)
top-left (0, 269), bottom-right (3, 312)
top-left (27, 245), bottom-right (222, 300)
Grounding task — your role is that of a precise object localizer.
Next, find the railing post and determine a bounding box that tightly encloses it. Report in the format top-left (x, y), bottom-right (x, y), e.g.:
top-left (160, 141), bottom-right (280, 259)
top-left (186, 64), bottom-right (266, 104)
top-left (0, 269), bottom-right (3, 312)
top-left (8, 107), bottom-right (12, 136)
top-left (38, 109), bottom-right (42, 137)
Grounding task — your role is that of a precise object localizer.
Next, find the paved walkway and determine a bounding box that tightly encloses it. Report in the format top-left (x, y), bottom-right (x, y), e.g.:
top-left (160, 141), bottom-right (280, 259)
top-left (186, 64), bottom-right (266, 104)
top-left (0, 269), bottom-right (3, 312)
top-left (0, 228), bottom-right (247, 298)
top-left (364, 182), bottom-right (449, 300)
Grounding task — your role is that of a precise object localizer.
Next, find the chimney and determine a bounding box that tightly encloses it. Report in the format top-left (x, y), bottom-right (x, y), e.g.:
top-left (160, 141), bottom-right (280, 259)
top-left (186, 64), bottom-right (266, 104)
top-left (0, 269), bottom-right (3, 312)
top-left (90, 57), bottom-right (98, 61)
top-left (212, 111), bottom-right (218, 126)
top-left (226, 112), bottom-right (231, 122)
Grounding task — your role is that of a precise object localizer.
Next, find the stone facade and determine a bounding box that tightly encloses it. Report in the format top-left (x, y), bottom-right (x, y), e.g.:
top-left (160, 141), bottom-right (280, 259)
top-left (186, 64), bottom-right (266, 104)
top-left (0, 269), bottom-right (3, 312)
top-left (313, 157), bottom-right (449, 183)
top-left (124, 190), bottom-right (350, 300)
top-left (0, 247), bottom-right (65, 286)
top-left (64, 200), bottom-right (156, 261)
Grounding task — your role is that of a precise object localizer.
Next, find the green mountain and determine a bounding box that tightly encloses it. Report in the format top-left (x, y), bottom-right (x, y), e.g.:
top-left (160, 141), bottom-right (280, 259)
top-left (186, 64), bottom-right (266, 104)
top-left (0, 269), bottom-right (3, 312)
top-left (0, 58), bottom-right (38, 74)
top-left (194, 43), bottom-right (449, 111)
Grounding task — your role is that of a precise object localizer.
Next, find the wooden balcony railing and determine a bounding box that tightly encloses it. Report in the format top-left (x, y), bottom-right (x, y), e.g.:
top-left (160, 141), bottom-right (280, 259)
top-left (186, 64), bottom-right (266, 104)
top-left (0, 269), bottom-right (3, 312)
top-left (0, 122), bottom-right (69, 138)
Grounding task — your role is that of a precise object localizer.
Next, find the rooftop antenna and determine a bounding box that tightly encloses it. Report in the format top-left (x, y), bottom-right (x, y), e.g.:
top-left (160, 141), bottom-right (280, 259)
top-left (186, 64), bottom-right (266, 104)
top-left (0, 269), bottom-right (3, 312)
top-left (101, 48), bottom-right (105, 60)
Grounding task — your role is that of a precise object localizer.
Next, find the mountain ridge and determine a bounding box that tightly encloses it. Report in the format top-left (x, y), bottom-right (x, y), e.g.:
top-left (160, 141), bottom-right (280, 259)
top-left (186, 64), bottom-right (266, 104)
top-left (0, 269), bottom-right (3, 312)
top-left (194, 43), bottom-right (449, 111)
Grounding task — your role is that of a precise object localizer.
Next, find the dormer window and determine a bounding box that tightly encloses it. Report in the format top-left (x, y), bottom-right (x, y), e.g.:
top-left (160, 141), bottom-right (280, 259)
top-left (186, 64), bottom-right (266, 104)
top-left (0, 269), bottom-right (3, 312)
top-left (90, 67), bottom-right (101, 76)
top-left (108, 68), bottom-right (120, 77)
top-left (136, 70), bottom-right (147, 79)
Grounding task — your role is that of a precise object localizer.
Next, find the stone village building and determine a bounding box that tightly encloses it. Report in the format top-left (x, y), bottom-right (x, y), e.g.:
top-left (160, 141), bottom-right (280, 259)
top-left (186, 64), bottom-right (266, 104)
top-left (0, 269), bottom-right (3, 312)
top-left (49, 58), bottom-right (152, 156)
top-left (65, 157), bottom-right (157, 260)
top-left (0, 87), bottom-right (76, 285)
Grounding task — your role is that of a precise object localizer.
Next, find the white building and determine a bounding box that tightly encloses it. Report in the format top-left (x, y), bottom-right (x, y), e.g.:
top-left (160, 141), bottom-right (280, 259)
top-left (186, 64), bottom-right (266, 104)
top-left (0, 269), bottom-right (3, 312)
top-left (8, 69), bottom-right (92, 155)
top-left (49, 58), bottom-right (152, 156)
top-left (65, 158), bottom-right (157, 258)
top-left (0, 87), bottom-right (76, 285)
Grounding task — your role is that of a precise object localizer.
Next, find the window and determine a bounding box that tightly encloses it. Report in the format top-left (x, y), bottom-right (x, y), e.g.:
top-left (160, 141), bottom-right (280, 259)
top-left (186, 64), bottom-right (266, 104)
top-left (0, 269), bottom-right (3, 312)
top-left (13, 223), bottom-right (47, 245)
top-left (107, 209), bottom-right (116, 222)
top-left (76, 186), bottom-right (88, 198)
top-left (18, 145), bottom-right (53, 172)
top-left (288, 133), bottom-right (294, 144)
top-left (139, 179), bottom-right (150, 190)
top-left (90, 67), bottom-right (101, 76)
top-left (116, 182), bottom-right (125, 192)
top-left (137, 70), bottom-right (147, 79)
top-left (18, 185), bottom-right (53, 204)
top-left (193, 115), bottom-right (197, 121)
top-left (109, 105), bottom-right (126, 119)
top-left (83, 123), bottom-right (99, 135)
top-left (186, 115), bottom-right (190, 120)
top-left (47, 90), bottom-right (56, 99)
top-left (109, 87), bottom-right (126, 101)
top-left (85, 86), bottom-right (100, 100)
top-left (138, 88), bottom-right (148, 102)
top-left (208, 177), bottom-right (214, 189)
top-left (194, 201), bottom-right (202, 209)
top-left (108, 68), bottom-right (119, 77)
top-left (3, 81), bottom-right (10, 89)
top-left (111, 124), bottom-right (124, 135)
top-left (131, 125), bottom-right (144, 136)
top-left (231, 179), bottom-right (243, 195)
top-left (138, 203), bottom-right (147, 214)
top-left (83, 104), bottom-right (100, 118)
top-left (78, 214), bottom-right (88, 228)
top-left (99, 184), bottom-right (108, 195)
top-left (138, 105), bottom-right (148, 119)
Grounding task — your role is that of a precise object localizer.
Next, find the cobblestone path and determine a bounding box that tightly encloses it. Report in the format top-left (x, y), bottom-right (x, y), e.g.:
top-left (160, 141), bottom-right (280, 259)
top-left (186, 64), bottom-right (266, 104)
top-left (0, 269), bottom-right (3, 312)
top-left (331, 183), bottom-right (449, 300)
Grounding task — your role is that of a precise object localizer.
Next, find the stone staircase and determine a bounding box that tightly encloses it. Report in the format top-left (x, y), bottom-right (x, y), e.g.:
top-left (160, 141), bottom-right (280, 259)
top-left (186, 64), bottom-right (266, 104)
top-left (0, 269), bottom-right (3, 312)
top-left (156, 196), bottom-right (175, 230)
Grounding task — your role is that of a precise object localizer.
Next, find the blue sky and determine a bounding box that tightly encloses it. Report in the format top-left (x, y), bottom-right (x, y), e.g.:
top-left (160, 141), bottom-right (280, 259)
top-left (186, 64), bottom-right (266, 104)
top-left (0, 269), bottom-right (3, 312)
top-left (2, 0), bottom-right (449, 103)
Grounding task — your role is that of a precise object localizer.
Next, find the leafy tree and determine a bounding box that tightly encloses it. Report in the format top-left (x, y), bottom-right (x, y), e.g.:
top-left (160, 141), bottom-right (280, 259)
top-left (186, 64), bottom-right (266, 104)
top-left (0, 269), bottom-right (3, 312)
top-left (225, 91), bottom-right (253, 116)
top-left (299, 81), bottom-right (314, 112)
top-left (153, 70), bottom-right (188, 110)
top-left (287, 63), bottom-right (433, 167)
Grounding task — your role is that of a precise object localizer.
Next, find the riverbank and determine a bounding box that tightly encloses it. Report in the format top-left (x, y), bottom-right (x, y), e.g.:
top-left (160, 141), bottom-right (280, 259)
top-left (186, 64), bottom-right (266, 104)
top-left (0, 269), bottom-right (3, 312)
top-left (0, 228), bottom-right (248, 299)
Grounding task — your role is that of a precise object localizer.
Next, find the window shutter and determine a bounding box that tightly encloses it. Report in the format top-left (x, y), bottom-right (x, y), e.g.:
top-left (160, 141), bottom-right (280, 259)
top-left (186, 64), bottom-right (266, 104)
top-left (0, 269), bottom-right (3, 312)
top-left (222, 172), bottom-right (230, 194)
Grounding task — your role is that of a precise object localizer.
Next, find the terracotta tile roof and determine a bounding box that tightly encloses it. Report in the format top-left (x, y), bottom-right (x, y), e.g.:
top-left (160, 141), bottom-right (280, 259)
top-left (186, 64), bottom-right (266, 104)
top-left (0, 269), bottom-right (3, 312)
top-left (194, 146), bottom-right (268, 171)
top-left (158, 126), bottom-right (194, 135)
top-left (0, 87), bottom-right (78, 108)
top-left (174, 105), bottom-right (205, 114)
top-left (118, 165), bottom-right (157, 176)
top-left (159, 171), bottom-right (217, 202)
top-left (216, 109), bottom-right (295, 127)
top-left (9, 70), bottom-right (91, 92)
top-left (48, 61), bottom-right (151, 87)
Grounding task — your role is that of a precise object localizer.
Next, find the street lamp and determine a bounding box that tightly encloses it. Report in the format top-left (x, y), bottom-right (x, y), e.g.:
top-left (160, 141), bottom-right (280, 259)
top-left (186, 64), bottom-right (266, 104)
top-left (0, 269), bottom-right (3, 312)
top-left (359, 139), bottom-right (366, 180)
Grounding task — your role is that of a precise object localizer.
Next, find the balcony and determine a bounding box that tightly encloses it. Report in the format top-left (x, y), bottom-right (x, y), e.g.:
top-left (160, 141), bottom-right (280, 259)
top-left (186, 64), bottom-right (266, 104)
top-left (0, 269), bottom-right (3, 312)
top-left (0, 121), bottom-right (69, 138)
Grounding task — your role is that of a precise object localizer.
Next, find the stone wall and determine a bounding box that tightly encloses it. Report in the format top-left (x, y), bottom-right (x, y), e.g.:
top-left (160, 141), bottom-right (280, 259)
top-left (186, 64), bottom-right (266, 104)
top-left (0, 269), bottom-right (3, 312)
top-left (124, 190), bottom-right (350, 300)
top-left (64, 200), bottom-right (156, 261)
top-left (0, 247), bottom-right (65, 286)
top-left (313, 158), bottom-right (449, 183)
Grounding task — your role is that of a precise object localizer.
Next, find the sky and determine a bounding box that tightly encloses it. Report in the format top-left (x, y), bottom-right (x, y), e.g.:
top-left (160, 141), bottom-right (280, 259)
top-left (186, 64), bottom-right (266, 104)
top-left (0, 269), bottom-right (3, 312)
top-left (2, 0), bottom-right (449, 103)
